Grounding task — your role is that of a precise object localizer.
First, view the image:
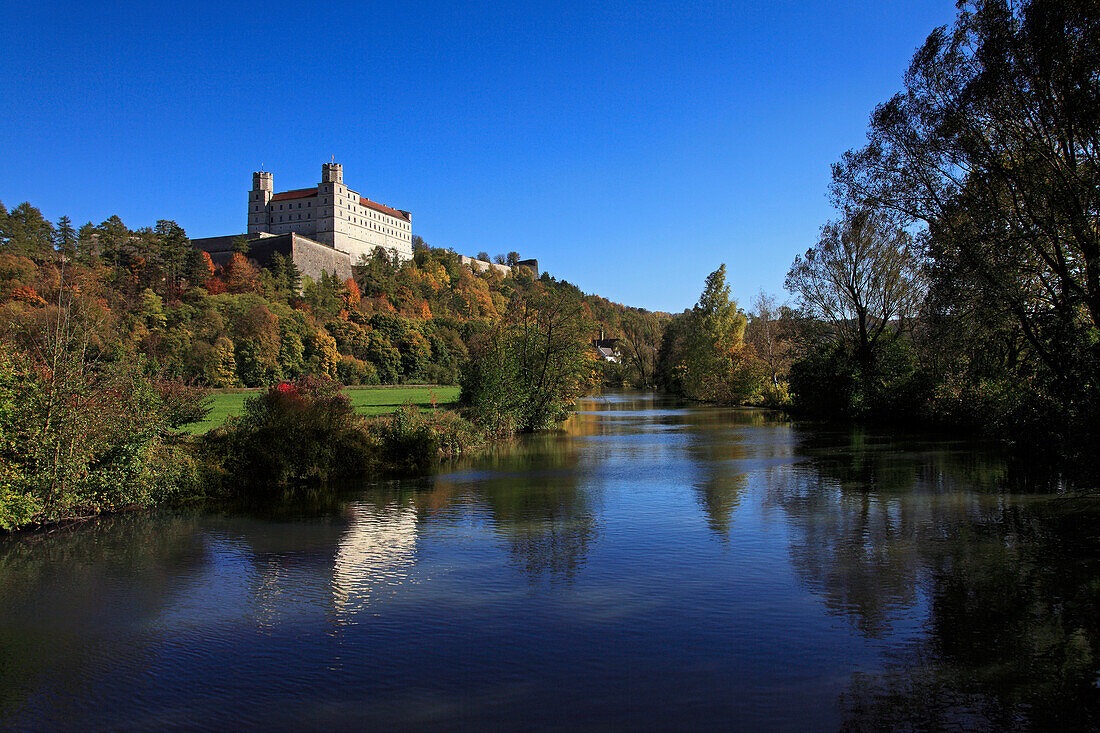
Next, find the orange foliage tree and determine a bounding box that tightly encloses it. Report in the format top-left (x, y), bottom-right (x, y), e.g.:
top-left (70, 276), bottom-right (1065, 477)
top-left (224, 252), bottom-right (261, 294)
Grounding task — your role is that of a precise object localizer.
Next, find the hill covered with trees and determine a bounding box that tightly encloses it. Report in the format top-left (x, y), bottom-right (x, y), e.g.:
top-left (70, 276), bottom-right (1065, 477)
top-left (0, 203), bottom-right (667, 530)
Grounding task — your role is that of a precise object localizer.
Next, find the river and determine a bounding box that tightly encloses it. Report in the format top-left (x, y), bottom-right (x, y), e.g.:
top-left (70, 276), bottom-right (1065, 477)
top-left (1, 392), bottom-right (1097, 730)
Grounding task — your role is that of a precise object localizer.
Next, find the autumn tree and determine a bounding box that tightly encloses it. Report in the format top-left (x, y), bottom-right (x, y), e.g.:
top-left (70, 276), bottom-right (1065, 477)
top-left (658, 265), bottom-right (763, 404)
top-left (746, 291), bottom-right (797, 397)
top-left (224, 252), bottom-right (261, 294)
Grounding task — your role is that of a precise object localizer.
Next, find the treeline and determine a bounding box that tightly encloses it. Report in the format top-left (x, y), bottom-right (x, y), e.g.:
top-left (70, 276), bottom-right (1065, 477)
top-left (0, 205), bottom-right (662, 389)
top-left (657, 0), bottom-right (1100, 471)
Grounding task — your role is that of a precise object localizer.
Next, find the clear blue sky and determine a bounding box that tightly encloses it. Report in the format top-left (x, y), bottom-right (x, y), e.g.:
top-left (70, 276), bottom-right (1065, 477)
top-left (2, 0), bottom-right (957, 313)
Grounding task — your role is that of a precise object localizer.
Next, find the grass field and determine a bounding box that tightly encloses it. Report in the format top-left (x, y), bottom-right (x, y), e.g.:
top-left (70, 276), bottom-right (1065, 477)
top-left (185, 385), bottom-right (461, 433)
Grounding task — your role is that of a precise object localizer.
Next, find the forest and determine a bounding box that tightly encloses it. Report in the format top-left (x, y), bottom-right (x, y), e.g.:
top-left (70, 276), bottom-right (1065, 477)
top-left (0, 202), bottom-right (667, 529)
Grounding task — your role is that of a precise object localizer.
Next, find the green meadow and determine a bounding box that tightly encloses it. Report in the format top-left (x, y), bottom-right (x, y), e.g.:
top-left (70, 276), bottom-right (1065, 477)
top-left (186, 385), bottom-right (461, 433)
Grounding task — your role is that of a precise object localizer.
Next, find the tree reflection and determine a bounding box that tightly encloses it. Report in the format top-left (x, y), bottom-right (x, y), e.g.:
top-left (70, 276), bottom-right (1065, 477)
top-left (0, 515), bottom-right (205, 719)
top-left (839, 499), bottom-right (1100, 730)
top-left (683, 407), bottom-right (790, 538)
top-left (769, 425), bottom-right (1100, 728)
top-left (767, 427), bottom-right (1010, 637)
top-left (470, 448), bottom-right (596, 580)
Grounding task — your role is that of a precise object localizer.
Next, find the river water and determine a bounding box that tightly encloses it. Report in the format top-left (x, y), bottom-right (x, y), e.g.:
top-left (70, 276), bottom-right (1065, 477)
top-left (1, 393), bottom-right (1098, 731)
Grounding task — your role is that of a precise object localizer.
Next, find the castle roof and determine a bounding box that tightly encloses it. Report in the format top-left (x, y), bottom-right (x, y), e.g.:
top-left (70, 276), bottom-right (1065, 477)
top-left (271, 188), bottom-right (318, 202)
top-left (268, 185), bottom-right (411, 221)
top-left (360, 196), bottom-right (411, 222)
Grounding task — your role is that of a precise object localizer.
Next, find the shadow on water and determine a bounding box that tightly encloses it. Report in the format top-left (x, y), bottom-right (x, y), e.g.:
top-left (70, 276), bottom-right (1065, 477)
top-left (0, 514), bottom-right (207, 720)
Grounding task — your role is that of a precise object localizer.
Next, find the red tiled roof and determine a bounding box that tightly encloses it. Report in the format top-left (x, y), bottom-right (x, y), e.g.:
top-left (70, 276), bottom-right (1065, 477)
top-left (360, 196), bottom-right (411, 221)
top-left (268, 186), bottom-right (409, 221)
top-left (271, 188), bottom-right (318, 201)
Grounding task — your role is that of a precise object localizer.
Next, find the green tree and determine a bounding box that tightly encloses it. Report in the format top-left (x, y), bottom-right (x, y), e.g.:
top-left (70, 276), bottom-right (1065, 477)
top-left (659, 265), bottom-right (763, 404)
top-left (154, 220), bottom-right (189, 295)
top-left (746, 291), bottom-right (796, 392)
top-left (3, 203), bottom-right (55, 258)
top-left (55, 216), bottom-right (77, 260)
top-left (461, 283), bottom-right (596, 433)
top-left (366, 331), bottom-right (401, 384)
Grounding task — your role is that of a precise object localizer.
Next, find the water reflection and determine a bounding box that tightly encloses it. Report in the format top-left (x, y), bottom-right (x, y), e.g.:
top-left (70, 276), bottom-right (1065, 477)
top-left (0, 514), bottom-right (206, 719)
top-left (332, 502), bottom-right (419, 614)
top-left (0, 394), bottom-right (1098, 730)
top-left (765, 426), bottom-right (1100, 728)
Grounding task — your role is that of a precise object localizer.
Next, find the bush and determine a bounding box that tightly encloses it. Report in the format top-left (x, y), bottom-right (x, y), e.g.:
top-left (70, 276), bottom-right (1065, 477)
top-left (203, 375), bottom-right (374, 493)
top-left (758, 381), bottom-right (791, 408)
top-left (0, 342), bottom-right (205, 530)
top-left (366, 403), bottom-right (484, 474)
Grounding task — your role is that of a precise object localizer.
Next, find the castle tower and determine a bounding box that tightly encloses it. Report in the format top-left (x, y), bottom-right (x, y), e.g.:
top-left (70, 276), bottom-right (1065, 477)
top-left (315, 162), bottom-right (345, 248)
top-left (321, 162), bottom-right (343, 184)
top-left (248, 171), bottom-right (273, 233)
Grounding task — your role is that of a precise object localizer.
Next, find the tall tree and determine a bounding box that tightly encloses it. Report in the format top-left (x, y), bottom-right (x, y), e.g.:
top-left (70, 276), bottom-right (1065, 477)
top-left (153, 220), bottom-right (189, 296)
top-left (831, 0), bottom-right (1100, 404)
top-left (785, 209), bottom-right (924, 372)
top-left (55, 216), bottom-right (77, 260)
top-left (3, 203), bottom-right (54, 258)
top-left (659, 265), bottom-right (762, 403)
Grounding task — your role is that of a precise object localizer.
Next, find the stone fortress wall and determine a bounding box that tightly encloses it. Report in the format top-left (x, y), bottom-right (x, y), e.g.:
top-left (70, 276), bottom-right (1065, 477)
top-left (189, 232), bottom-right (353, 283)
top-left (459, 255), bottom-right (513, 277)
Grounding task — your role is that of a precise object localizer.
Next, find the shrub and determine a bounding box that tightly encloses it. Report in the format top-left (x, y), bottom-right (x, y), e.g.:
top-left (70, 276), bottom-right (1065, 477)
top-left (203, 375), bottom-right (374, 493)
top-left (0, 342), bottom-right (206, 530)
top-left (366, 403), bottom-right (485, 474)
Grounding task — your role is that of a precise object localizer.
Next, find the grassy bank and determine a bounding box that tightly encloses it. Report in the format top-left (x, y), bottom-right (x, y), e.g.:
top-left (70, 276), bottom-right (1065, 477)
top-left (187, 385), bottom-right (461, 433)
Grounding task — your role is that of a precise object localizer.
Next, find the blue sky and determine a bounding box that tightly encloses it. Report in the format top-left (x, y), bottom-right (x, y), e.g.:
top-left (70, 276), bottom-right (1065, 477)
top-left (2, 1), bottom-right (957, 313)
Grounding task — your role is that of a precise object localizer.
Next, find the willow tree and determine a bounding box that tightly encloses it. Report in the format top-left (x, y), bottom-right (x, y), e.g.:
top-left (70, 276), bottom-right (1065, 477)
top-left (461, 282), bottom-right (597, 433)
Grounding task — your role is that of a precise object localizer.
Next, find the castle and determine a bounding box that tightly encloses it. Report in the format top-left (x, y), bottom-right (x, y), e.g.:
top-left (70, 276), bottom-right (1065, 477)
top-left (248, 162), bottom-right (412, 262)
top-left (190, 162), bottom-right (538, 284)
top-left (191, 162), bottom-right (412, 282)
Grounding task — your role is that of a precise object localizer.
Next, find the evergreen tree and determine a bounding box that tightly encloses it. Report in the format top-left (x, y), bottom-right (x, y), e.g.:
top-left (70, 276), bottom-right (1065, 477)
top-left (5, 203), bottom-right (55, 258)
top-left (55, 216), bottom-right (77, 260)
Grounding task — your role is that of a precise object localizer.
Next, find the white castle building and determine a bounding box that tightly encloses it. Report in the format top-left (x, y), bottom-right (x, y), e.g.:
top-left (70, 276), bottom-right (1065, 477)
top-left (248, 162), bottom-right (413, 262)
